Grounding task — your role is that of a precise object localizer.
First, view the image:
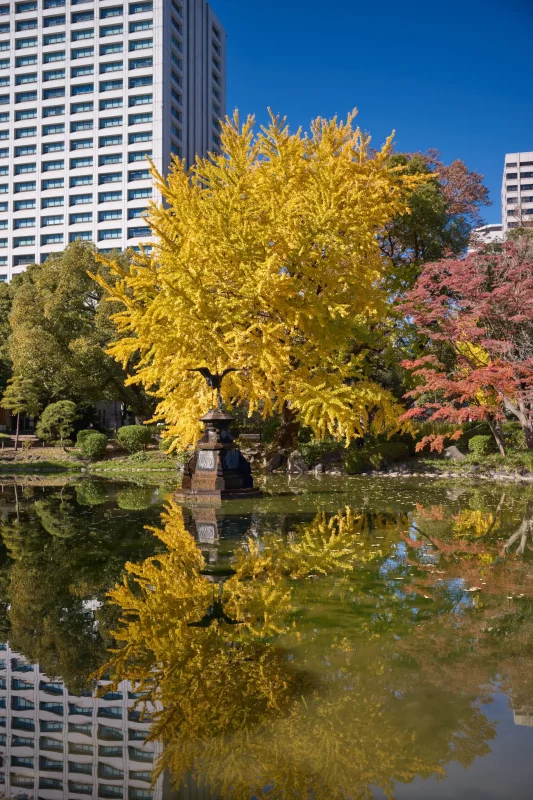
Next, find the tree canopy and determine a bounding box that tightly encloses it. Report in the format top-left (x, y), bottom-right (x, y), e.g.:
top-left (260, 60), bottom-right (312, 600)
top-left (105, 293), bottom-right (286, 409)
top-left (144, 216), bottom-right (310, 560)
top-left (95, 111), bottom-right (423, 448)
top-left (400, 238), bottom-right (533, 452)
top-left (5, 241), bottom-right (155, 420)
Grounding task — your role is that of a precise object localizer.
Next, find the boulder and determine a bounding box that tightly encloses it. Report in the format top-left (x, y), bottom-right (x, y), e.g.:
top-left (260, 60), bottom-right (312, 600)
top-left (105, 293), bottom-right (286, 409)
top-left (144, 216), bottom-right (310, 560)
top-left (265, 451), bottom-right (283, 472)
top-left (287, 450), bottom-right (308, 474)
top-left (443, 445), bottom-right (466, 461)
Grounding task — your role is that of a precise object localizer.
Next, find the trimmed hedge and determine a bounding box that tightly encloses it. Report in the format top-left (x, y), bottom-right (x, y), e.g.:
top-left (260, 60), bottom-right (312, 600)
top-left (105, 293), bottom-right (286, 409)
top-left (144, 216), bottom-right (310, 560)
top-left (344, 441), bottom-right (410, 474)
top-left (76, 429), bottom-right (97, 447)
top-left (468, 435), bottom-right (493, 458)
top-left (79, 432), bottom-right (108, 460)
top-left (116, 425), bottom-right (153, 453)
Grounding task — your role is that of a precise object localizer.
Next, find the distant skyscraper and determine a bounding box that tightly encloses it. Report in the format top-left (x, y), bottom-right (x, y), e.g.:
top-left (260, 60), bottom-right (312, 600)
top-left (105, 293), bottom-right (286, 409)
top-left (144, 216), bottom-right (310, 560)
top-left (501, 151), bottom-right (533, 235)
top-left (467, 222), bottom-right (503, 253)
top-left (0, 0), bottom-right (226, 282)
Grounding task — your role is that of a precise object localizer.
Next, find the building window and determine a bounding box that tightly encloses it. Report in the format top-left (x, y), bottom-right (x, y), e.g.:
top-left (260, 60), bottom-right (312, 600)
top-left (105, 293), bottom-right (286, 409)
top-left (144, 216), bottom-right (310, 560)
top-left (129, 1), bottom-right (153, 12)
top-left (71, 119), bottom-right (93, 131)
top-left (40, 719), bottom-right (64, 732)
top-left (129, 37), bottom-right (152, 51)
top-left (129, 75), bottom-right (152, 89)
top-left (129, 93), bottom-right (152, 106)
top-left (42, 160), bottom-right (64, 171)
top-left (72, 65), bottom-right (94, 78)
top-left (71, 83), bottom-right (94, 95)
top-left (72, 46), bottom-right (94, 59)
top-left (16, 72), bottom-right (37, 85)
top-left (99, 191), bottom-right (122, 202)
top-left (101, 5), bottom-right (123, 18)
top-left (15, 108), bottom-right (37, 120)
top-left (16, 18), bottom-right (38, 30)
top-left (72, 10), bottom-right (94, 23)
top-left (43, 105), bottom-right (65, 117)
top-left (130, 19), bottom-right (152, 32)
top-left (100, 116), bottom-right (122, 128)
top-left (99, 134), bottom-right (123, 147)
top-left (42, 178), bottom-right (64, 189)
top-left (129, 57), bottom-right (152, 70)
top-left (41, 214), bottom-right (63, 225)
top-left (42, 123), bottom-right (65, 135)
top-left (100, 24), bottom-right (123, 37)
top-left (43, 142), bottom-right (64, 153)
top-left (44, 0), bottom-right (66, 6)
top-left (128, 188), bottom-right (151, 200)
top-left (43, 32), bottom-right (66, 45)
top-left (41, 196), bottom-right (63, 207)
top-left (71, 156), bottom-right (93, 168)
top-left (70, 193), bottom-right (93, 205)
top-left (16, 54), bottom-right (37, 66)
top-left (99, 153), bottom-right (122, 165)
top-left (13, 217), bottom-right (36, 228)
top-left (99, 208), bottom-right (122, 220)
top-left (15, 126), bottom-right (37, 138)
top-left (100, 97), bottom-right (123, 110)
top-left (71, 100), bottom-right (94, 114)
top-left (70, 175), bottom-right (93, 187)
top-left (16, 36), bottom-right (38, 48)
top-left (14, 235), bottom-right (36, 247)
top-left (43, 14), bottom-right (66, 27)
top-left (43, 87), bottom-right (65, 99)
top-left (100, 79), bottom-right (123, 92)
top-left (40, 736), bottom-right (64, 752)
top-left (71, 138), bottom-right (93, 150)
top-left (44, 68), bottom-right (66, 81)
top-left (71, 28), bottom-right (94, 41)
top-left (99, 172), bottom-right (122, 184)
top-left (128, 226), bottom-right (150, 238)
top-left (70, 212), bottom-right (92, 224)
top-left (69, 781), bottom-right (93, 795)
top-left (100, 61), bottom-right (123, 73)
top-left (129, 113), bottom-right (152, 125)
top-left (100, 42), bottom-right (123, 55)
top-left (98, 229), bottom-right (122, 240)
top-left (15, 90), bottom-right (37, 103)
top-left (128, 150), bottom-right (151, 162)
top-left (14, 199), bottom-right (36, 210)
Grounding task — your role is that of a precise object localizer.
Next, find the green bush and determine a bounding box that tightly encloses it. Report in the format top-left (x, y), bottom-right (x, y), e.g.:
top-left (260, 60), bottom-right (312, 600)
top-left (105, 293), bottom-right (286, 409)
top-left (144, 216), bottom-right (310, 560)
top-left (54, 438), bottom-right (74, 448)
top-left (116, 486), bottom-right (153, 510)
top-left (116, 425), bottom-right (152, 453)
top-left (344, 450), bottom-right (368, 474)
top-left (36, 400), bottom-right (78, 444)
top-left (344, 441), bottom-right (410, 474)
top-left (468, 435), bottom-right (493, 458)
top-left (502, 421), bottom-right (526, 451)
top-left (76, 429), bottom-right (97, 447)
top-left (79, 432), bottom-right (108, 460)
top-left (299, 438), bottom-right (343, 467)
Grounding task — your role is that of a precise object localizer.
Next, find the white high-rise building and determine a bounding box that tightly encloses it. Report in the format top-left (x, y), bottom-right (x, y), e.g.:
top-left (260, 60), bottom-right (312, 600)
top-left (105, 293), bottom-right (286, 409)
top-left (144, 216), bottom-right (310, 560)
top-left (0, 0), bottom-right (226, 282)
top-left (501, 151), bottom-right (533, 235)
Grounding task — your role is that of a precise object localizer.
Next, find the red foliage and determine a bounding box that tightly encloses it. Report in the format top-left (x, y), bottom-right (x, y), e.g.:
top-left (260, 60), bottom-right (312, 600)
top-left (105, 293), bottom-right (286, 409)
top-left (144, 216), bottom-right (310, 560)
top-left (400, 240), bottom-right (533, 451)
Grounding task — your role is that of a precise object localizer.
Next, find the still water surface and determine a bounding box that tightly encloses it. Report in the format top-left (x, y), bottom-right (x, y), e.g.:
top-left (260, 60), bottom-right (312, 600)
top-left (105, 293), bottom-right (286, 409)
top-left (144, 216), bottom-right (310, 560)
top-left (0, 476), bottom-right (533, 799)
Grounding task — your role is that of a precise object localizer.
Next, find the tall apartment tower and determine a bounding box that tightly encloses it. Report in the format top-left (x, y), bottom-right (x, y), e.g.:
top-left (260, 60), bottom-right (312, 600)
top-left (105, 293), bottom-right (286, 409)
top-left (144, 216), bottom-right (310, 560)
top-left (0, 0), bottom-right (226, 282)
top-left (501, 151), bottom-right (533, 235)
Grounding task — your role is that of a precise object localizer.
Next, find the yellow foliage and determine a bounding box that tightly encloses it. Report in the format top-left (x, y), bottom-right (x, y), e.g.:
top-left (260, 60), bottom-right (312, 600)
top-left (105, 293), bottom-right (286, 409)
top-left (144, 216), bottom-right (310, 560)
top-left (93, 110), bottom-right (423, 447)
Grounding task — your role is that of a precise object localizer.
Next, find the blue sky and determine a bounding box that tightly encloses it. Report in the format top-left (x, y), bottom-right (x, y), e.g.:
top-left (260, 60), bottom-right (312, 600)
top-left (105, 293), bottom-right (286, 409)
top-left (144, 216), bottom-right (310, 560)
top-left (209, 0), bottom-right (533, 224)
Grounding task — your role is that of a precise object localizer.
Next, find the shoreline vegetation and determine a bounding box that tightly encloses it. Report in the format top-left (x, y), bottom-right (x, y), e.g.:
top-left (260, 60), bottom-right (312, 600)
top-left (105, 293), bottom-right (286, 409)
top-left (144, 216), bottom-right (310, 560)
top-left (2, 442), bottom-right (533, 486)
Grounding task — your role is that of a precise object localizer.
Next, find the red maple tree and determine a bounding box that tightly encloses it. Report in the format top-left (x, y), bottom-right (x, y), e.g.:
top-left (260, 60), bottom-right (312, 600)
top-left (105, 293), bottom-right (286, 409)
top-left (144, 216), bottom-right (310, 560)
top-left (400, 239), bottom-right (533, 453)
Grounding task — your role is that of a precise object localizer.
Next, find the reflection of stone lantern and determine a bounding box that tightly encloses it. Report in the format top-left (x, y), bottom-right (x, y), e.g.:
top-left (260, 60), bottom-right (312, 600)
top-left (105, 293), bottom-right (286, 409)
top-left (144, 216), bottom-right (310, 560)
top-left (177, 408), bottom-right (262, 500)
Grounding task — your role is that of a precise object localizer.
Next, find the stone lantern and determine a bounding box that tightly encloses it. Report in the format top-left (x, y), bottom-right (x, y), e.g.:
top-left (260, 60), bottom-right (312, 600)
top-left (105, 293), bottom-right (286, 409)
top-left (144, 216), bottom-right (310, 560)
top-left (176, 408), bottom-right (262, 500)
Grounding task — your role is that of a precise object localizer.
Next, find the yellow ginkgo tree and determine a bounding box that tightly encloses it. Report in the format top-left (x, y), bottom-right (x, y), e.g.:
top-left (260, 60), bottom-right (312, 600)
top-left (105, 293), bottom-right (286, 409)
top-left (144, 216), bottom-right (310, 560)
top-left (94, 110), bottom-right (421, 448)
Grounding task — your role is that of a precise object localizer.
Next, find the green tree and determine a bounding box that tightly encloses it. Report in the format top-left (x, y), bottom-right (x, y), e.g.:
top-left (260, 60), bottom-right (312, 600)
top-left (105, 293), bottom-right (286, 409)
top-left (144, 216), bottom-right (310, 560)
top-left (36, 400), bottom-right (78, 446)
top-left (7, 241), bottom-right (155, 420)
top-left (1, 375), bottom-right (41, 450)
top-left (381, 151), bottom-right (489, 293)
top-left (0, 282), bottom-right (13, 395)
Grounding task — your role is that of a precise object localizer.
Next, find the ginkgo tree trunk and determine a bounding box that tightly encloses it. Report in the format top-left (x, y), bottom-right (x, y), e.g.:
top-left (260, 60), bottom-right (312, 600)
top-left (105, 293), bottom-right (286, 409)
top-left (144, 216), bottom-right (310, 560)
top-left (94, 111), bottom-right (423, 450)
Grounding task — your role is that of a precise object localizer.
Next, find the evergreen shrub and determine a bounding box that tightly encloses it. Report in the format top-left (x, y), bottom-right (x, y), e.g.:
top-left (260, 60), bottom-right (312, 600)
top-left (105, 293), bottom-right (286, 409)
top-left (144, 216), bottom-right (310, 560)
top-left (116, 425), bottom-right (152, 453)
top-left (468, 435), bottom-right (493, 458)
top-left (79, 432), bottom-right (108, 460)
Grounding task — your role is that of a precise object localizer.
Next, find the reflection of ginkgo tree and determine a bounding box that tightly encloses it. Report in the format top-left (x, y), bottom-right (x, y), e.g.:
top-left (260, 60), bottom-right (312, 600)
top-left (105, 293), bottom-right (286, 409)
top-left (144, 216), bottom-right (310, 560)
top-left (103, 503), bottom-right (495, 800)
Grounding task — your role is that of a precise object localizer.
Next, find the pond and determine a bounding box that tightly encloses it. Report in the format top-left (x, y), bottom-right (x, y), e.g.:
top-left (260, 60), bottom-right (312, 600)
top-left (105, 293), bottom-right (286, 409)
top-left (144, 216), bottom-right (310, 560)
top-left (0, 475), bottom-right (533, 799)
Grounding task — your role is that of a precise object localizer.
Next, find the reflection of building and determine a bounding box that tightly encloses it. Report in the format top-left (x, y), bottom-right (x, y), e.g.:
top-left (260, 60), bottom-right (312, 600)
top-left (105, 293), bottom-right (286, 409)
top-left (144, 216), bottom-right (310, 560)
top-left (513, 710), bottom-right (533, 727)
top-left (0, 643), bottom-right (163, 800)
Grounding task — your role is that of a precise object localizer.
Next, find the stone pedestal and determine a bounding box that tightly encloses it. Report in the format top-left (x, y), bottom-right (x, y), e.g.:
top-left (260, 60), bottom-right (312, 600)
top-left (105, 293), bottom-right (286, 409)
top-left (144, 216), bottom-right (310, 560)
top-left (176, 409), bottom-right (262, 501)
